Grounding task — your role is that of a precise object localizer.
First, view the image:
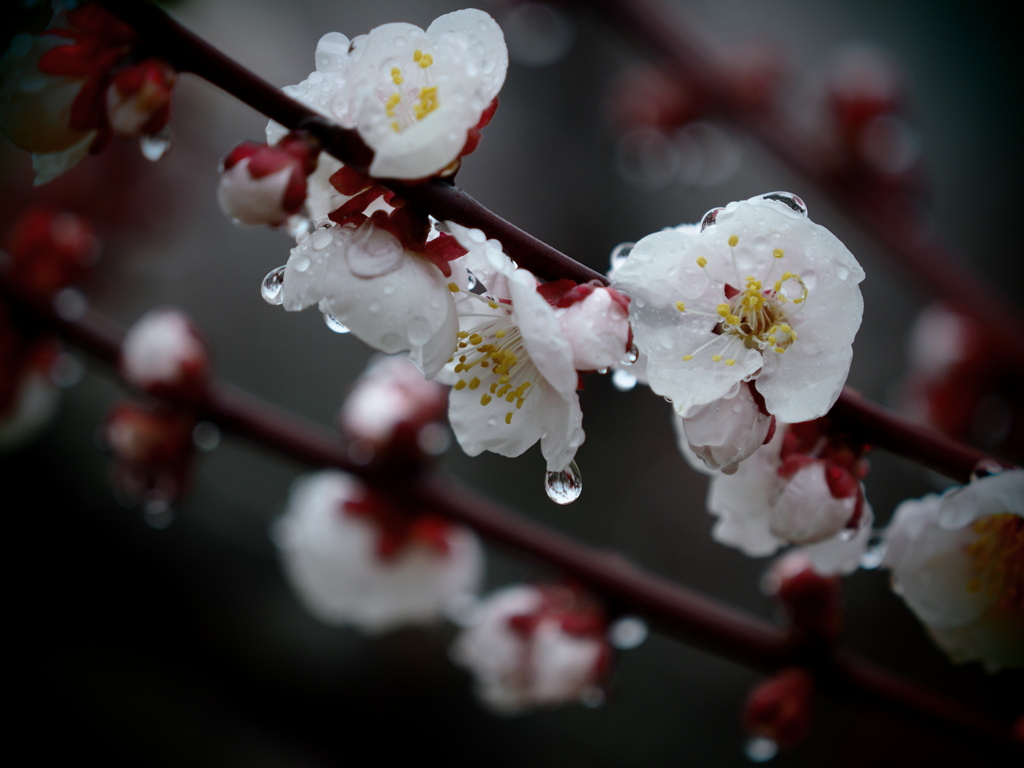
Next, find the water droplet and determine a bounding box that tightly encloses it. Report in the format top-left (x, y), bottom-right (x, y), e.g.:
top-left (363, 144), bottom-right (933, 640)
top-left (762, 192), bottom-right (808, 216)
top-left (408, 316), bottom-right (431, 345)
top-left (835, 265), bottom-right (850, 280)
top-left (838, 527), bottom-right (856, 542)
top-left (700, 207), bottom-right (725, 232)
top-left (465, 271), bottom-right (478, 290)
top-left (293, 254), bottom-right (311, 273)
top-left (623, 344), bottom-right (639, 364)
top-left (545, 460), bottom-right (582, 504)
top-left (744, 737), bottom-right (778, 763)
top-left (53, 287), bottom-right (87, 320)
top-left (192, 421), bottom-right (221, 452)
top-left (608, 616), bottom-right (648, 649)
top-left (612, 368), bottom-right (638, 392)
top-left (597, 367), bottom-right (609, 375)
top-left (579, 685), bottom-right (605, 708)
top-left (323, 312), bottom-right (350, 333)
top-left (311, 229), bottom-right (333, 250)
top-left (970, 458), bottom-right (1005, 481)
top-left (143, 499), bottom-right (174, 529)
top-left (139, 127), bottom-right (172, 161)
top-left (287, 215), bottom-right (313, 240)
top-left (49, 352), bottom-right (83, 388)
top-left (261, 266), bottom-right (286, 305)
top-left (859, 534), bottom-right (887, 570)
top-left (609, 241), bottom-right (634, 271)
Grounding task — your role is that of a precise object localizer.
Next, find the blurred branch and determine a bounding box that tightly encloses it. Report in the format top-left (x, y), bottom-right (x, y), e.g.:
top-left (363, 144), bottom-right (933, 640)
top-left (549, 0), bottom-right (1024, 376)
top-left (1, 272), bottom-right (1020, 755)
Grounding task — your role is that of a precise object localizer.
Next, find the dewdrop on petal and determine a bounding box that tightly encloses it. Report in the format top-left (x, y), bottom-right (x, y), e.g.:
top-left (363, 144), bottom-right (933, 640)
top-left (120, 307), bottom-right (209, 396)
top-left (882, 470), bottom-right (1024, 671)
top-left (451, 584), bottom-right (610, 713)
top-left (275, 471), bottom-right (484, 633)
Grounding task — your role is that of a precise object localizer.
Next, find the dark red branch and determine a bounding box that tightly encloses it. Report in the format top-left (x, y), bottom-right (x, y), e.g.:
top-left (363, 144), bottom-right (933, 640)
top-left (2, 274), bottom-right (1021, 755)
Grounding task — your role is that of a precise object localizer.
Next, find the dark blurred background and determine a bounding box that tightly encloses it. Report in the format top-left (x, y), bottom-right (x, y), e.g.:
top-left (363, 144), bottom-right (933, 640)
top-left (2, 0), bottom-right (1022, 765)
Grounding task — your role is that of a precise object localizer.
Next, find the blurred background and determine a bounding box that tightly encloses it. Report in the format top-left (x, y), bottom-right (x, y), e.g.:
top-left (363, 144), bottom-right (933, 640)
top-left (2, 0), bottom-right (1022, 765)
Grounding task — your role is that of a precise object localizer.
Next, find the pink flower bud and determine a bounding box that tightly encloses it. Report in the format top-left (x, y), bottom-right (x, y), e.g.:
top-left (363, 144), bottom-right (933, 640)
top-left (556, 285), bottom-right (631, 371)
top-left (743, 667), bottom-right (815, 749)
top-left (217, 132), bottom-right (319, 226)
top-left (766, 551), bottom-right (843, 642)
top-left (105, 58), bottom-right (175, 138)
top-left (2, 207), bottom-right (99, 298)
top-left (679, 382), bottom-right (773, 474)
top-left (119, 307), bottom-right (209, 397)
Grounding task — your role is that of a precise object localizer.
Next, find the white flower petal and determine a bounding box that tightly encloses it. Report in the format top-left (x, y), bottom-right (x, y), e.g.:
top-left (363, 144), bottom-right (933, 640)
top-left (508, 269), bottom-right (577, 395)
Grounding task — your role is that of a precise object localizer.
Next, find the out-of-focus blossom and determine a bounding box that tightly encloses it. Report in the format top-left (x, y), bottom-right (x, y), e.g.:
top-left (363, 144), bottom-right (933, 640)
top-left (451, 583), bottom-right (609, 713)
top-left (612, 193), bottom-right (864, 424)
top-left (763, 550), bottom-right (844, 642)
top-left (337, 353), bottom-right (448, 458)
top-left (217, 131), bottom-right (320, 227)
top-left (677, 381), bottom-right (773, 474)
top-left (102, 400), bottom-right (195, 507)
top-left (0, 306), bottom-right (59, 451)
top-left (684, 418), bottom-right (872, 574)
top-left (440, 223), bottom-right (600, 474)
top-left (882, 470), bottom-right (1023, 671)
top-left (276, 9), bottom-right (507, 180)
top-left (119, 307), bottom-right (209, 397)
top-left (2, 206), bottom-right (99, 298)
top-left (275, 470), bottom-right (483, 633)
top-left (0, 4), bottom-right (174, 184)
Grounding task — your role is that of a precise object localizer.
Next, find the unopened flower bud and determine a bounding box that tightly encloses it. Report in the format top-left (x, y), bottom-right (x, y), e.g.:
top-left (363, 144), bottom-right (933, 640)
top-left (556, 285), bottom-right (631, 371)
top-left (217, 132), bottom-right (319, 226)
top-left (105, 59), bottom-right (175, 138)
top-left (742, 667), bottom-right (815, 749)
top-left (120, 307), bottom-right (209, 397)
top-left (766, 551), bottom-right (843, 642)
top-left (2, 207), bottom-right (99, 298)
top-left (678, 382), bottom-right (772, 474)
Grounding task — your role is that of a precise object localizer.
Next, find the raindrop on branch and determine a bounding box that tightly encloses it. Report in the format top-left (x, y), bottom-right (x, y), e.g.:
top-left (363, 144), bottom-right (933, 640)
top-left (544, 460), bottom-right (582, 504)
top-left (608, 615), bottom-right (648, 649)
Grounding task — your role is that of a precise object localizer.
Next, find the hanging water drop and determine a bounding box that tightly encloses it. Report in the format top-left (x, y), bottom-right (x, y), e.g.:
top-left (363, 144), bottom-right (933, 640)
top-left (287, 214), bottom-right (313, 240)
top-left (700, 206), bottom-right (725, 232)
top-left (744, 737), bottom-right (778, 763)
top-left (612, 368), bottom-right (637, 391)
top-left (970, 458), bottom-right (1005, 481)
top-left (609, 241), bottom-right (634, 272)
top-left (608, 615), bottom-right (648, 649)
top-left (544, 460), bottom-right (582, 504)
top-left (465, 271), bottom-right (477, 290)
top-left (762, 191), bottom-right (808, 216)
top-left (859, 534), bottom-right (887, 570)
top-left (623, 344), bottom-right (639, 364)
top-left (323, 312), bottom-right (350, 333)
top-left (192, 421), bottom-right (221, 452)
top-left (261, 266), bottom-right (286, 305)
top-left (140, 127), bottom-right (172, 161)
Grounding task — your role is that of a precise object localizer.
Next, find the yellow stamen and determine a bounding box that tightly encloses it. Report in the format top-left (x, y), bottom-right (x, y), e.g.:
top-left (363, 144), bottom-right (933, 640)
top-left (454, 380), bottom-right (467, 390)
top-left (675, 301), bottom-right (686, 312)
top-left (696, 256), bottom-right (707, 268)
top-left (773, 248), bottom-right (784, 259)
top-left (728, 235), bottom-right (739, 247)
top-left (448, 282), bottom-right (460, 292)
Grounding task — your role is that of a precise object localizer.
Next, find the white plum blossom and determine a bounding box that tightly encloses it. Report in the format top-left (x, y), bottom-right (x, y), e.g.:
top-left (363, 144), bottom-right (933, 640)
top-left (277, 10), bottom-right (507, 180)
top-left (882, 470), bottom-right (1023, 671)
top-left (119, 307), bottom-right (209, 394)
top-left (439, 223), bottom-right (590, 473)
top-left (337, 353), bottom-right (448, 451)
top-left (677, 381), bottom-right (773, 474)
top-left (681, 420), bottom-right (872, 574)
top-left (275, 470), bottom-right (484, 634)
top-left (279, 220), bottom-right (460, 379)
top-left (612, 193), bottom-right (864, 422)
top-left (451, 584), bottom-right (609, 714)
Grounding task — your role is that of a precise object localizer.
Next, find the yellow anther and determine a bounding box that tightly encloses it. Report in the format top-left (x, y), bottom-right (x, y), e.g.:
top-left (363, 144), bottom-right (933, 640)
top-left (453, 363), bottom-right (465, 373)
top-left (728, 235), bottom-right (739, 247)
top-left (488, 300), bottom-right (499, 309)
top-left (505, 412), bottom-right (514, 424)
top-left (726, 314), bottom-right (741, 326)
top-left (675, 301), bottom-right (686, 312)
top-left (418, 52), bottom-right (433, 68)
top-left (413, 50), bottom-right (423, 62)
top-left (712, 354), bottom-right (722, 362)
top-left (468, 333), bottom-right (483, 345)
top-left (717, 304), bottom-right (730, 318)
top-left (779, 325), bottom-right (792, 334)
top-left (496, 384), bottom-right (511, 397)
top-left (696, 256), bottom-right (707, 268)
top-left (793, 298), bottom-right (804, 304)
top-left (494, 329), bottom-right (506, 338)
top-left (469, 377), bottom-right (481, 390)
top-left (448, 282), bottom-right (460, 292)
top-left (390, 67), bottom-right (403, 85)
top-left (725, 359), bottom-right (736, 366)
top-left (454, 380), bottom-right (467, 390)
top-left (499, 375), bottom-right (510, 384)
top-left (516, 399), bottom-right (524, 409)
top-left (413, 86), bottom-right (439, 120)
top-left (505, 393), bottom-right (516, 403)
top-left (390, 121), bottom-right (401, 133)
top-left (457, 331), bottom-right (469, 339)
top-left (480, 393), bottom-right (492, 405)
top-left (682, 354), bottom-right (693, 361)
top-left (773, 347), bottom-right (786, 353)
top-left (773, 248), bottom-right (784, 259)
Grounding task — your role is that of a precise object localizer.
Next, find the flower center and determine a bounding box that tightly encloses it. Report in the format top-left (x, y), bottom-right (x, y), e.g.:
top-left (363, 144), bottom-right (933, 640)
top-left (385, 49), bottom-right (440, 134)
top-left (675, 235), bottom-right (809, 363)
top-left (448, 286), bottom-right (534, 425)
top-left (965, 513), bottom-right (1024, 612)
